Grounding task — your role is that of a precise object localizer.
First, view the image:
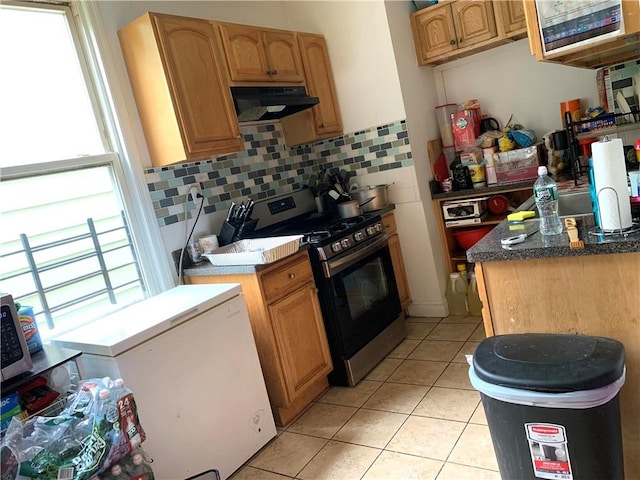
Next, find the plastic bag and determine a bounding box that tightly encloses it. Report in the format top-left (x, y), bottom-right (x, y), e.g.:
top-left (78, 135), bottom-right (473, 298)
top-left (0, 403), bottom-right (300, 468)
top-left (1, 377), bottom-right (146, 480)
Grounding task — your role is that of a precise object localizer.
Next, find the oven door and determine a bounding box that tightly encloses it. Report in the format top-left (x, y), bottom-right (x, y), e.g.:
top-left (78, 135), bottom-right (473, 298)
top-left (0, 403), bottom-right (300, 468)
top-left (320, 235), bottom-right (401, 359)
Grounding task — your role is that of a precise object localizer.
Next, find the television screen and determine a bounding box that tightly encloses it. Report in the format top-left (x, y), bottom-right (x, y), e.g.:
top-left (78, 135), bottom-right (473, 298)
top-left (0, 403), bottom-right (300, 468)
top-left (536, 0), bottom-right (623, 55)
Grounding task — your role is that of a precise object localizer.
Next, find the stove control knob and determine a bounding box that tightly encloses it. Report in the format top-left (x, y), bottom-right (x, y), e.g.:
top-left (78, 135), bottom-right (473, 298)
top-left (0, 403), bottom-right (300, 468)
top-left (375, 222), bottom-right (384, 233)
top-left (331, 242), bottom-right (342, 253)
top-left (366, 226), bottom-right (376, 235)
top-left (341, 238), bottom-right (351, 248)
top-left (354, 231), bottom-right (365, 241)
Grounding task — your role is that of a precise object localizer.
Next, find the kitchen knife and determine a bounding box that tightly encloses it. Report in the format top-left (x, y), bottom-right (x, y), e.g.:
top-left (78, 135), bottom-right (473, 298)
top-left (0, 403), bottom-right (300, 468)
top-left (245, 199), bottom-right (254, 220)
top-left (226, 202), bottom-right (236, 222)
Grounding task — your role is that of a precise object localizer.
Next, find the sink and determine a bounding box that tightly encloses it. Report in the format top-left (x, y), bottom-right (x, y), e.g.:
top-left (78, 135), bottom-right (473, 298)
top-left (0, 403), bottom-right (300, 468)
top-left (527, 190), bottom-right (594, 218)
top-left (557, 191), bottom-right (593, 217)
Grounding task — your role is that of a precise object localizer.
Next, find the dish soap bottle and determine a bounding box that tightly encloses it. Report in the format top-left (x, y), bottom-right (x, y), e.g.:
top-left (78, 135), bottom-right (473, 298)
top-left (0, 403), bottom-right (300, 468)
top-left (533, 166), bottom-right (562, 235)
top-left (467, 271), bottom-right (482, 317)
top-left (446, 272), bottom-right (468, 316)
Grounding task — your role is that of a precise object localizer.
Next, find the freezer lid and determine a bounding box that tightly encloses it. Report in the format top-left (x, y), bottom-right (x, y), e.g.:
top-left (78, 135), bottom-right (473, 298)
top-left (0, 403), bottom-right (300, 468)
top-left (50, 284), bottom-right (242, 357)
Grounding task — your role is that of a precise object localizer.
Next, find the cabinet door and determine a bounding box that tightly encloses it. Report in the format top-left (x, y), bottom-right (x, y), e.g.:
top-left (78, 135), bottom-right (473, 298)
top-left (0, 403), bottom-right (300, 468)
top-left (452, 1), bottom-right (497, 48)
top-left (297, 33), bottom-right (342, 139)
top-left (498, 0), bottom-right (526, 35)
top-left (268, 284), bottom-right (332, 403)
top-left (388, 234), bottom-right (411, 311)
top-left (411, 4), bottom-right (458, 64)
top-left (218, 23), bottom-right (270, 82)
top-left (153, 16), bottom-right (242, 162)
top-left (263, 31), bottom-right (304, 82)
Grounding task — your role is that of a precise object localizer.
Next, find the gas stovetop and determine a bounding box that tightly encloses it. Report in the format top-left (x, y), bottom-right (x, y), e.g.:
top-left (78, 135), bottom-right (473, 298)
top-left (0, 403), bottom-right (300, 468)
top-left (248, 189), bottom-right (387, 260)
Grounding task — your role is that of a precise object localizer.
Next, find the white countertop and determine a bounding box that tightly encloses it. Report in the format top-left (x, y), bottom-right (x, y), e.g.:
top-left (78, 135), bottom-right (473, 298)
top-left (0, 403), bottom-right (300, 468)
top-left (51, 284), bottom-right (242, 356)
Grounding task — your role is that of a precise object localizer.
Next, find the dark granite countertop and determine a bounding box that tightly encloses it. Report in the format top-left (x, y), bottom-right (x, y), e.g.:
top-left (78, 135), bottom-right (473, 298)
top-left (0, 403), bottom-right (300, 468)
top-left (467, 200), bottom-right (640, 263)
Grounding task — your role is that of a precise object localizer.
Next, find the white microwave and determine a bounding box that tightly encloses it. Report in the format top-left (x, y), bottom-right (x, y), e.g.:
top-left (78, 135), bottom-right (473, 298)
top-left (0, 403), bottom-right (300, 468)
top-left (1, 293), bottom-right (32, 381)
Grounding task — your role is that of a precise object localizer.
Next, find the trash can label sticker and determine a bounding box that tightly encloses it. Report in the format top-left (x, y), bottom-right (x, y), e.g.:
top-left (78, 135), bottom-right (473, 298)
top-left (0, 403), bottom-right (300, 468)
top-left (525, 423), bottom-right (573, 480)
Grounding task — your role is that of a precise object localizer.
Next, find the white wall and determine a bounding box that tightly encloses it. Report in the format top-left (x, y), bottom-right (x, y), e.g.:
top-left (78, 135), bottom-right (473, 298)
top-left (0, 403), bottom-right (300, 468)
top-left (433, 39), bottom-right (600, 136)
top-left (281, 1), bottom-right (405, 133)
top-left (384, 0), bottom-right (450, 316)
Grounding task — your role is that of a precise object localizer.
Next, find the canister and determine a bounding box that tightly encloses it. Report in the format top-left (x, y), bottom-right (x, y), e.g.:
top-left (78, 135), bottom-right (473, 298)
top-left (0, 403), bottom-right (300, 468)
top-left (18, 305), bottom-right (43, 355)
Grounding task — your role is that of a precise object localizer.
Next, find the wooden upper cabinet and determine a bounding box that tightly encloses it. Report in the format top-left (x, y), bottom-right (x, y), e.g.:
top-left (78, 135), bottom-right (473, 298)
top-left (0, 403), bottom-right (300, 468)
top-left (411, 3), bottom-right (458, 63)
top-left (118, 13), bottom-right (242, 167)
top-left (411, 1), bottom-right (527, 66)
top-left (452, 1), bottom-right (497, 48)
top-left (281, 33), bottom-right (343, 145)
top-left (496, 0), bottom-right (526, 35)
top-left (523, 0), bottom-right (640, 69)
top-left (218, 23), bottom-right (304, 83)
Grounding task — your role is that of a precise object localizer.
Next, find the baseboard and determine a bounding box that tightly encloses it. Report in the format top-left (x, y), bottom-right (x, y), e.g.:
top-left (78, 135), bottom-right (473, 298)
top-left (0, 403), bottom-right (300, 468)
top-left (407, 301), bottom-right (448, 318)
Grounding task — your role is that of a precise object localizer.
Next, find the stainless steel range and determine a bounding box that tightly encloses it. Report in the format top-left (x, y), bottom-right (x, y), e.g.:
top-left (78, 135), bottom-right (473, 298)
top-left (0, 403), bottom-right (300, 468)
top-left (250, 188), bottom-right (406, 386)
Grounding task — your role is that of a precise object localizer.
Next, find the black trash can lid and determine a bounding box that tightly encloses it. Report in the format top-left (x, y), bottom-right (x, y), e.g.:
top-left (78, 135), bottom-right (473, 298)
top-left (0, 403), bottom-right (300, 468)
top-left (473, 334), bottom-right (625, 393)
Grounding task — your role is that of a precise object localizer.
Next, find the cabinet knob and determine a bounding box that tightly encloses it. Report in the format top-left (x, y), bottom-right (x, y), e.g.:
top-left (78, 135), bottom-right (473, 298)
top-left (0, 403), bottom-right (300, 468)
top-left (458, 39), bottom-right (463, 44)
top-left (450, 39), bottom-right (456, 45)
top-left (288, 273), bottom-right (295, 279)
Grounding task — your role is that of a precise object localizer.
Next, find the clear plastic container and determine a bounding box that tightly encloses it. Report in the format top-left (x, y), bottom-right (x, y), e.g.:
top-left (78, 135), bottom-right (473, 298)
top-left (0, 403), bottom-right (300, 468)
top-left (467, 272), bottom-right (482, 316)
top-left (533, 166), bottom-right (563, 235)
top-left (435, 104), bottom-right (458, 147)
top-left (446, 272), bottom-right (468, 316)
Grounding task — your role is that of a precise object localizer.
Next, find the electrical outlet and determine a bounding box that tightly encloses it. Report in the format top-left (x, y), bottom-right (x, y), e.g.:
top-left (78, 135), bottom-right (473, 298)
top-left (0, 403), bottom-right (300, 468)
top-left (188, 184), bottom-right (202, 202)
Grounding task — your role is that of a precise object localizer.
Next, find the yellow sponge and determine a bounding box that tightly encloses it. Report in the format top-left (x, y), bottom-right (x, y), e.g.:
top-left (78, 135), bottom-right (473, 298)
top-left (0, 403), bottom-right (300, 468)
top-left (507, 211), bottom-right (536, 223)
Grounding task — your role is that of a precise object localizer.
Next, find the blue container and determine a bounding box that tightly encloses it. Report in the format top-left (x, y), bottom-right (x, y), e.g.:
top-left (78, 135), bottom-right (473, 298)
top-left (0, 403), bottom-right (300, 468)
top-left (18, 305), bottom-right (43, 354)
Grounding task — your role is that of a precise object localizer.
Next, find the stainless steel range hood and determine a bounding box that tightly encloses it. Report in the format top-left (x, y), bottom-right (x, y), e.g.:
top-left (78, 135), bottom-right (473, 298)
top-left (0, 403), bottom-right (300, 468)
top-left (231, 86), bottom-right (319, 122)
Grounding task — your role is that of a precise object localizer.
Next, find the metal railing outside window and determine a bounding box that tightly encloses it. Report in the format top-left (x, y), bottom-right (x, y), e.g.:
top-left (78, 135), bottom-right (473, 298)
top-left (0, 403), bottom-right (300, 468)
top-left (1, 211), bottom-right (146, 339)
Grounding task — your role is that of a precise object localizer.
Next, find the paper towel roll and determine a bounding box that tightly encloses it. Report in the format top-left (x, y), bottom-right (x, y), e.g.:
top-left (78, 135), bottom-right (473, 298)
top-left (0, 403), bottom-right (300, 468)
top-left (591, 138), bottom-right (632, 231)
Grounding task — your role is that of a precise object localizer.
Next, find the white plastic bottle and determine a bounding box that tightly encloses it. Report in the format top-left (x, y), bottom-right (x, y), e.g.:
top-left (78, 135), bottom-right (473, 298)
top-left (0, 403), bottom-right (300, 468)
top-left (533, 166), bottom-right (563, 235)
top-left (467, 272), bottom-right (483, 317)
top-left (446, 272), bottom-right (468, 316)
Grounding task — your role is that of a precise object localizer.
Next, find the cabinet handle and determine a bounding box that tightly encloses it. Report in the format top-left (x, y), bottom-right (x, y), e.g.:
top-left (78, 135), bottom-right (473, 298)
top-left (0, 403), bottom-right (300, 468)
top-left (459, 38), bottom-right (463, 43)
top-left (267, 69), bottom-right (277, 75)
top-left (288, 273), bottom-right (295, 279)
top-left (450, 39), bottom-right (456, 45)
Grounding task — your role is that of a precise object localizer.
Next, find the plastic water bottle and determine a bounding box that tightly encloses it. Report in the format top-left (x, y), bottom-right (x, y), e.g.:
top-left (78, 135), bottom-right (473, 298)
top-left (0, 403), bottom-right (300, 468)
top-left (533, 166), bottom-right (563, 235)
top-left (125, 452), bottom-right (155, 480)
top-left (467, 272), bottom-right (483, 317)
top-left (446, 273), bottom-right (468, 316)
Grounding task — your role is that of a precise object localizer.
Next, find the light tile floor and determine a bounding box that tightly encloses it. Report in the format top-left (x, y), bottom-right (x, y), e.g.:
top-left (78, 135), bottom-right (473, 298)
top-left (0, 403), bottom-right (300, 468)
top-left (231, 315), bottom-right (501, 480)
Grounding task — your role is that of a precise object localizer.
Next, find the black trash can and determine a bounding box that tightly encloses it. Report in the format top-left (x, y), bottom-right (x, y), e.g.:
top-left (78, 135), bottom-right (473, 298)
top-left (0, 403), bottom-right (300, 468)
top-left (469, 333), bottom-right (625, 480)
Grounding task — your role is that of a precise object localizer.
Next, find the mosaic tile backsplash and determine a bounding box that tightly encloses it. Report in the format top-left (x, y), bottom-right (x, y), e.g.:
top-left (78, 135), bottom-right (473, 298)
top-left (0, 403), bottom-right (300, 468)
top-left (144, 119), bottom-right (413, 226)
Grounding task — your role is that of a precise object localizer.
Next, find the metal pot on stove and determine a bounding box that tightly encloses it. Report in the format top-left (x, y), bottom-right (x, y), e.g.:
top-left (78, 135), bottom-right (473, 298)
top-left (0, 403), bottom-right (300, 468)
top-left (349, 184), bottom-right (392, 212)
top-left (337, 197), bottom-right (376, 219)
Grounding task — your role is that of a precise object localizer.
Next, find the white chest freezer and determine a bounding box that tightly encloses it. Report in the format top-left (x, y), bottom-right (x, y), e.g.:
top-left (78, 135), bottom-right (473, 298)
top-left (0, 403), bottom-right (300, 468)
top-left (51, 284), bottom-right (276, 480)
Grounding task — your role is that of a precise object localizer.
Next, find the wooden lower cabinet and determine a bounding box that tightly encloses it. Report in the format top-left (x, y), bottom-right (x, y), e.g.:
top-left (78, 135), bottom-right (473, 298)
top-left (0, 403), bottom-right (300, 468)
top-left (186, 250), bottom-right (332, 426)
top-left (476, 252), bottom-right (640, 478)
top-left (382, 212), bottom-right (411, 313)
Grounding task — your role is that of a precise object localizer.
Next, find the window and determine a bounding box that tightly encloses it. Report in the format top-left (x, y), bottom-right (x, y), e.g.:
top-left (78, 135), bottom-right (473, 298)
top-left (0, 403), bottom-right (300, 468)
top-left (0, 1), bottom-right (173, 341)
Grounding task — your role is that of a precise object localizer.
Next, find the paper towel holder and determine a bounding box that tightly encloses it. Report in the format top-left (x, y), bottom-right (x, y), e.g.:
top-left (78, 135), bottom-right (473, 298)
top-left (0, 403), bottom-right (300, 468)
top-left (589, 186), bottom-right (640, 238)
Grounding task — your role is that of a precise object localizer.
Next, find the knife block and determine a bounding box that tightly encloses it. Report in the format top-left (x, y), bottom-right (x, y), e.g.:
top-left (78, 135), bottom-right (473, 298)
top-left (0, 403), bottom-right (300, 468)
top-left (218, 221), bottom-right (238, 247)
top-left (234, 218), bottom-right (258, 241)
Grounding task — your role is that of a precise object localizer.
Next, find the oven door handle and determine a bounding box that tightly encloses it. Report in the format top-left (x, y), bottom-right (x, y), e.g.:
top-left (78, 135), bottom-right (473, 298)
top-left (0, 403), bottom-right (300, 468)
top-left (323, 234), bottom-right (389, 278)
